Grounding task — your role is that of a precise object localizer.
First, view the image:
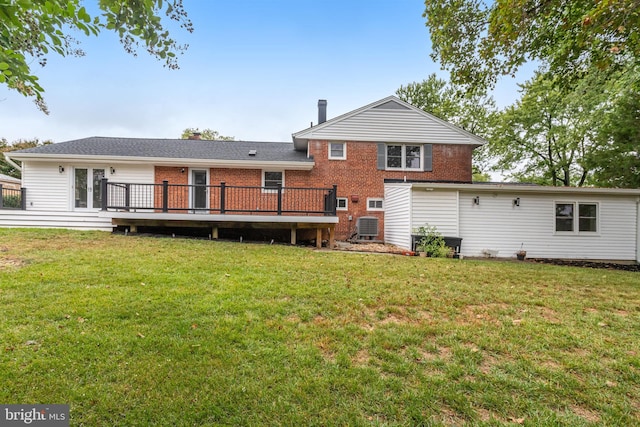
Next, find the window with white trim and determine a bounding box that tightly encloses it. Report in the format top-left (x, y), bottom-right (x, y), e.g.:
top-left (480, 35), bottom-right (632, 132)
top-left (386, 144), bottom-right (422, 170)
top-left (367, 198), bottom-right (384, 211)
top-left (336, 197), bottom-right (348, 211)
top-left (555, 202), bottom-right (598, 233)
top-left (262, 171), bottom-right (284, 191)
top-left (328, 142), bottom-right (346, 160)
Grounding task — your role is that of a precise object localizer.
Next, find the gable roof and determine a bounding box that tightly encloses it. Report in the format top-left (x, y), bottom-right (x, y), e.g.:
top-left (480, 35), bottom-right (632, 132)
top-left (292, 95), bottom-right (487, 151)
top-left (9, 137), bottom-right (314, 169)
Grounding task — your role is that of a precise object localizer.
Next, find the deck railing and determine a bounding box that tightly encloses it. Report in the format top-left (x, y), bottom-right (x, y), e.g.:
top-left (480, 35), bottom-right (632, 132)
top-left (102, 179), bottom-right (338, 216)
top-left (0, 185), bottom-right (26, 210)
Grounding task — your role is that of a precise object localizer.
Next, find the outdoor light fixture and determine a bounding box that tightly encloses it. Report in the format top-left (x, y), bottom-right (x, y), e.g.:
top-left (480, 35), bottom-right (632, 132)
top-left (513, 197), bottom-right (520, 207)
top-left (473, 196), bottom-right (480, 205)
top-left (58, 166), bottom-right (64, 173)
top-left (110, 167), bottom-right (116, 174)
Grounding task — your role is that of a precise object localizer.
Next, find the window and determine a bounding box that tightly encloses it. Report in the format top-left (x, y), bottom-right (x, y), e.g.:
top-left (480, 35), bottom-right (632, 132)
top-left (386, 145), bottom-right (422, 170)
top-left (555, 203), bottom-right (574, 232)
top-left (328, 142), bottom-right (346, 160)
top-left (555, 202), bottom-right (598, 233)
top-left (367, 198), bottom-right (384, 211)
top-left (263, 171), bottom-right (284, 191)
top-left (336, 197), bottom-right (348, 211)
top-left (578, 204), bottom-right (597, 232)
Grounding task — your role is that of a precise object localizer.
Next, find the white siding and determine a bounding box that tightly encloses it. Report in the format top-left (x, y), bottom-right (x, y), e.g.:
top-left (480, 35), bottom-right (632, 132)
top-left (21, 161), bottom-right (154, 212)
top-left (22, 161), bottom-right (70, 211)
top-left (383, 184), bottom-right (412, 249)
top-left (304, 110), bottom-right (477, 145)
top-left (458, 191), bottom-right (638, 261)
top-left (411, 189), bottom-right (459, 237)
top-left (0, 210), bottom-right (113, 231)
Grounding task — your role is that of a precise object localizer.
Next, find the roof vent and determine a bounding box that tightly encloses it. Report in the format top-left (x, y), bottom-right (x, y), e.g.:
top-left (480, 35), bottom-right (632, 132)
top-left (248, 149), bottom-right (257, 156)
top-left (356, 217), bottom-right (379, 238)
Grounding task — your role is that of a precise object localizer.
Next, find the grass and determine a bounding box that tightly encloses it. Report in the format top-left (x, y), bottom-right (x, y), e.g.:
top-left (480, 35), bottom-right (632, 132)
top-left (0, 229), bottom-right (639, 426)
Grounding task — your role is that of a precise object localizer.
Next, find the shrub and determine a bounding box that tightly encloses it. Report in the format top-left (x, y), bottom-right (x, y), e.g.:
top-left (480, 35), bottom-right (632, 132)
top-left (415, 224), bottom-right (450, 258)
top-left (2, 194), bottom-right (21, 209)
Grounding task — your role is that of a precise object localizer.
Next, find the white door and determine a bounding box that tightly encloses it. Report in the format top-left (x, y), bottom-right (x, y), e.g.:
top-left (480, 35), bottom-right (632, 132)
top-left (74, 168), bottom-right (105, 209)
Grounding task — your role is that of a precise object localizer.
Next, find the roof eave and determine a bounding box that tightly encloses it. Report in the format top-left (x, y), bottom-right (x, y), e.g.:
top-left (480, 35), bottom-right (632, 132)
top-left (402, 181), bottom-right (640, 196)
top-left (10, 153), bottom-right (315, 170)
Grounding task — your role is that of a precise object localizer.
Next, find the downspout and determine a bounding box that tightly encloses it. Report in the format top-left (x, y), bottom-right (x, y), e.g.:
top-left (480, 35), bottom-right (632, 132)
top-left (3, 152), bottom-right (22, 173)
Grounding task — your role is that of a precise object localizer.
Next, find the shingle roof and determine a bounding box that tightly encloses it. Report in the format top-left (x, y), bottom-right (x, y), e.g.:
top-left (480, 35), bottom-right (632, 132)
top-left (12, 137), bottom-right (311, 163)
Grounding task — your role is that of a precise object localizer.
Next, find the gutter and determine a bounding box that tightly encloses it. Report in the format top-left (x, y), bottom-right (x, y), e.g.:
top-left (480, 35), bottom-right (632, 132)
top-left (6, 153), bottom-right (315, 171)
top-left (3, 152), bottom-right (22, 173)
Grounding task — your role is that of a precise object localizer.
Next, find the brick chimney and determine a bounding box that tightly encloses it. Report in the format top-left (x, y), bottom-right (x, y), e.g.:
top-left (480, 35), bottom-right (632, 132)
top-left (318, 99), bottom-right (327, 124)
top-left (188, 132), bottom-right (201, 140)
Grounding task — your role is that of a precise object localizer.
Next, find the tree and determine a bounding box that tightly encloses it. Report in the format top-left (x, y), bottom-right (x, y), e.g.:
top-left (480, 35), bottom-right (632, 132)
top-left (588, 69), bottom-right (640, 188)
top-left (490, 71), bottom-right (611, 186)
top-left (180, 128), bottom-right (235, 141)
top-left (396, 73), bottom-right (498, 179)
top-left (0, 0), bottom-right (193, 113)
top-left (1, 138), bottom-right (52, 177)
top-left (424, 0), bottom-right (639, 93)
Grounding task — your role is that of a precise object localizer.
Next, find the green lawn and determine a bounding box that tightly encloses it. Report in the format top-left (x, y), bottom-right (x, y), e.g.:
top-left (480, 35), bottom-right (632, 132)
top-left (1, 229), bottom-right (638, 426)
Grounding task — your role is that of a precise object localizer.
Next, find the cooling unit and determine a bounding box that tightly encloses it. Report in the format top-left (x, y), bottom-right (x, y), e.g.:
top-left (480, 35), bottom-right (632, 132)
top-left (356, 216), bottom-right (379, 238)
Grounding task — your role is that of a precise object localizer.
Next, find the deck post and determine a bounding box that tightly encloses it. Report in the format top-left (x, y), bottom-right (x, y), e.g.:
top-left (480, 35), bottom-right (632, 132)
top-left (125, 184), bottom-right (131, 211)
top-left (212, 226), bottom-right (218, 239)
top-left (20, 188), bottom-right (27, 210)
top-left (316, 228), bottom-right (322, 248)
top-left (331, 185), bottom-right (338, 215)
top-left (291, 225), bottom-right (297, 245)
top-left (277, 184), bottom-right (283, 215)
top-left (220, 182), bottom-right (226, 214)
top-left (328, 226), bottom-right (335, 249)
top-left (162, 180), bottom-right (169, 213)
top-left (101, 178), bottom-right (108, 211)
top-left (0, 184), bottom-right (3, 209)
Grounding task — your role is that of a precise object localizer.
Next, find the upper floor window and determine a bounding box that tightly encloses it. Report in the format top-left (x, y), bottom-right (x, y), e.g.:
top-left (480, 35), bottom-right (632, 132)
top-left (378, 143), bottom-right (432, 171)
top-left (263, 171), bottom-right (284, 191)
top-left (555, 202), bottom-right (598, 233)
top-left (328, 142), bottom-right (346, 160)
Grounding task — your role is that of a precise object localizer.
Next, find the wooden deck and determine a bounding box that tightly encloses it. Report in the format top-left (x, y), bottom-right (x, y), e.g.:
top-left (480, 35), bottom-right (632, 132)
top-left (103, 211), bottom-right (338, 248)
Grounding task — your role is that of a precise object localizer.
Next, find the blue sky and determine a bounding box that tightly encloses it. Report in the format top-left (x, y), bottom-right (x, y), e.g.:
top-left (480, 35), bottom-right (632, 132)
top-left (0, 0), bottom-right (525, 144)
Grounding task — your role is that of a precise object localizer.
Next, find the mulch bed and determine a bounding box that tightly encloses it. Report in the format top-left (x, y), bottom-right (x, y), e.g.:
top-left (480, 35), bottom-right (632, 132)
top-left (527, 258), bottom-right (640, 272)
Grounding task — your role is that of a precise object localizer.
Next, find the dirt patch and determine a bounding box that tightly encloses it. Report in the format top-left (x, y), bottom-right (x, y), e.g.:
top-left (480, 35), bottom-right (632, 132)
top-left (570, 405), bottom-right (601, 423)
top-left (0, 257), bottom-right (25, 270)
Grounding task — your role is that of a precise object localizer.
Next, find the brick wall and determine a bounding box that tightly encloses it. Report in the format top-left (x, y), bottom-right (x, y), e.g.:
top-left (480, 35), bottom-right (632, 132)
top-left (302, 140), bottom-right (473, 240)
top-left (153, 141), bottom-right (473, 241)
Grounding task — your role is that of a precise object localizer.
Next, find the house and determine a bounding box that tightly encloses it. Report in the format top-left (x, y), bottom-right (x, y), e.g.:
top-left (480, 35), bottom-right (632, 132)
top-left (2, 96), bottom-right (639, 261)
top-left (0, 173), bottom-right (21, 190)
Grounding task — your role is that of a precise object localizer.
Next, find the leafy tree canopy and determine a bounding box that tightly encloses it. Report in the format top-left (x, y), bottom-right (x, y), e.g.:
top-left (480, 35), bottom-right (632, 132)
top-left (424, 0), bottom-right (639, 92)
top-left (180, 128), bottom-right (235, 141)
top-left (0, 0), bottom-right (192, 113)
top-left (1, 137), bottom-right (52, 177)
top-left (396, 73), bottom-right (498, 178)
top-left (490, 67), bottom-right (639, 187)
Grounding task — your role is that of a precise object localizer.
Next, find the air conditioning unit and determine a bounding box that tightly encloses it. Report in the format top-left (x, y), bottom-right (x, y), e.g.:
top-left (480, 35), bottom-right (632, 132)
top-left (357, 216), bottom-right (379, 238)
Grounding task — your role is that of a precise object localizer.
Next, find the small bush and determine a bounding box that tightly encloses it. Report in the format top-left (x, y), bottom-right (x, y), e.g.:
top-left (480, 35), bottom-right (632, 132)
top-left (2, 194), bottom-right (21, 208)
top-left (415, 224), bottom-right (450, 258)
